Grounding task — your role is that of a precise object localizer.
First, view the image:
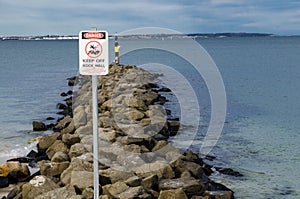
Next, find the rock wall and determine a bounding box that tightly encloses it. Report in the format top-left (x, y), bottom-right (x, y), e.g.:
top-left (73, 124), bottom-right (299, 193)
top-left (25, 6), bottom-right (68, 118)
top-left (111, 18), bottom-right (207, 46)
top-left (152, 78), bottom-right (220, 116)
top-left (2, 64), bottom-right (235, 199)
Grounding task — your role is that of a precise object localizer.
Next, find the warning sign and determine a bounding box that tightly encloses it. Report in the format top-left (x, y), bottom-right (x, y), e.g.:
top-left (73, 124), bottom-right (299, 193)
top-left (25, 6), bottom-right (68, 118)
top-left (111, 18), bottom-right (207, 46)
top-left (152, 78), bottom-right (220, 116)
top-left (79, 30), bottom-right (109, 75)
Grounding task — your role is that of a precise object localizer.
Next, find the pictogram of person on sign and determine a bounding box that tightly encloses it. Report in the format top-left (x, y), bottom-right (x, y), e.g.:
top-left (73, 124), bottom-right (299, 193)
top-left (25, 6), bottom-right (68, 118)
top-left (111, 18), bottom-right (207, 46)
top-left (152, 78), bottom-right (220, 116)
top-left (85, 41), bottom-right (102, 58)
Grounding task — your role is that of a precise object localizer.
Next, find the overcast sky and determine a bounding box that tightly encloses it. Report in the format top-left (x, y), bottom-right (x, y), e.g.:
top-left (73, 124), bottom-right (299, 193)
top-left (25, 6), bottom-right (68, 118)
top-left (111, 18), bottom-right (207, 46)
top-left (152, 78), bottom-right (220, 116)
top-left (1, 0), bottom-right (300, 36)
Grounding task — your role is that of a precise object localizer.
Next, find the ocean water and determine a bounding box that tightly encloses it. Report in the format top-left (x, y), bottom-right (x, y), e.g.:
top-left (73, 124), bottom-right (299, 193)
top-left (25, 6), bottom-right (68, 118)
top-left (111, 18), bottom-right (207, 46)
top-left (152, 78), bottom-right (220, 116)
top-left (0, 40), bottom-right (78, 161)
top-left (0, 37), bottom-right (300, 198)
top-left (199, 37), bottom-right (300, 198)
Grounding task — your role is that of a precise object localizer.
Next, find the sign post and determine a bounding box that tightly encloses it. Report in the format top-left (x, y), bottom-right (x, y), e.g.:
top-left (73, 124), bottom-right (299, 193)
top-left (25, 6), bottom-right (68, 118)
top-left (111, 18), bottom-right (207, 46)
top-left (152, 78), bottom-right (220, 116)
top-left (79, 29), bottom-right (109, 198)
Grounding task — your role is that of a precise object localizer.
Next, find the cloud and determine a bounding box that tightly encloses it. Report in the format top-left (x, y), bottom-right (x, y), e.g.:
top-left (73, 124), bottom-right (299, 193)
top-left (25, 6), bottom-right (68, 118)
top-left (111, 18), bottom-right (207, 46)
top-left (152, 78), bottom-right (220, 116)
top-left (210, 0), bottom-right (246, 5)
top-left (0, 0), bottom-right (299, 35)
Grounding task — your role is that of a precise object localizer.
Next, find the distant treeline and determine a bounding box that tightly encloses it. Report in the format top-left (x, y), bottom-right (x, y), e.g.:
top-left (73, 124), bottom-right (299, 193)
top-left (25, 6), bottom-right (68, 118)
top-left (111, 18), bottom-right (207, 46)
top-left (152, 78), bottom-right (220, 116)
top-left (1, 32), bottom-right (277, 41)
top-left (187, 32), bottom-right (275, 37)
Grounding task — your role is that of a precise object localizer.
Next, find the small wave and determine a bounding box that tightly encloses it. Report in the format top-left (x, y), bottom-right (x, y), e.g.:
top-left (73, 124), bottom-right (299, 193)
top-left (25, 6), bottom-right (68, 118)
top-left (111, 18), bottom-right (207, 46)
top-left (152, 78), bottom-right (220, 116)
top-left (0, 141), bottom-right (39, 164)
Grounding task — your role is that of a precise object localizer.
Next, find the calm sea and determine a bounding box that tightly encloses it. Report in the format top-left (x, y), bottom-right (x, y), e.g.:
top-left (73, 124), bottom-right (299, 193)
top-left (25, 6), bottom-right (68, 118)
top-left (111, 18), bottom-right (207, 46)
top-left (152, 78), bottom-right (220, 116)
top-left (0, 37), bottom-right (299, 198)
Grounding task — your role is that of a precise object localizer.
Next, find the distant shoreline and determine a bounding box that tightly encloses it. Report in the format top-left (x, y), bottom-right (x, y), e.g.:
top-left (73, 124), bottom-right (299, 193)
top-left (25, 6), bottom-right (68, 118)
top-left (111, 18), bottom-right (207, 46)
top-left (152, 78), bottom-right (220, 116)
top-left (1, 32), bottom-right (298, 41)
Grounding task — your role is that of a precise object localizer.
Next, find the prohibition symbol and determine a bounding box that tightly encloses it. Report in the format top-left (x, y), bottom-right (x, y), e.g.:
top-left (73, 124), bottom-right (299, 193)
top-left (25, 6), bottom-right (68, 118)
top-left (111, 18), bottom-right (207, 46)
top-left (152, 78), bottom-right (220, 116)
top-left (85, 41), bottom-right (103, 58)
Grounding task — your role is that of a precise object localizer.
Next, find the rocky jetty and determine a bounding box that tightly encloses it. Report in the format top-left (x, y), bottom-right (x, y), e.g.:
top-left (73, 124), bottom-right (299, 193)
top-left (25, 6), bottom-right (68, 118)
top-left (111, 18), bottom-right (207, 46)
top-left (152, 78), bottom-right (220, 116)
top-left (1, 64), bottom-right (237, 199)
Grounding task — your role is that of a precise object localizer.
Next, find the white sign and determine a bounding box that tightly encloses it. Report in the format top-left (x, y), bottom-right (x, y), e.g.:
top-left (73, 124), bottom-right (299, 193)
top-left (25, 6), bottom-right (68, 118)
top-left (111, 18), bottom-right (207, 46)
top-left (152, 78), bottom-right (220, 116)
top-left (79, 30), bottom-right (109, 75)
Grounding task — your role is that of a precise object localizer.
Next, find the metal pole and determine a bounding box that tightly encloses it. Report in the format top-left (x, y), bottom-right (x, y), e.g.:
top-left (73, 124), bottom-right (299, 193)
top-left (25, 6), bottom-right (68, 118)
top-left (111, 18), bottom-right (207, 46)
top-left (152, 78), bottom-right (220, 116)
top-left (91, 27), bottom-right (99, 199)
top-left (115, 33), bottom-right (120, 64)
top-left (92, 75), bottom-right (99, 198)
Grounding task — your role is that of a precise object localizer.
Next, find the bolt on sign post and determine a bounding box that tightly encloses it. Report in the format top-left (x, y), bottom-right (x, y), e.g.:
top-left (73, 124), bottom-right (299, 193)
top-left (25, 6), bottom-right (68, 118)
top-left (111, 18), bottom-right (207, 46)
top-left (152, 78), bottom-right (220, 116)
top-left (79, 29), bottom-right (109, 198)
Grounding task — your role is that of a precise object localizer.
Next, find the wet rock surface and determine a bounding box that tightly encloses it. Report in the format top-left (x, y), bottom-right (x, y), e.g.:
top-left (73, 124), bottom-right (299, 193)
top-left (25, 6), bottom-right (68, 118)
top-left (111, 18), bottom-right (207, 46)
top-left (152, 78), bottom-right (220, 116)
top-left (1, 64), bottom-right (238, 199)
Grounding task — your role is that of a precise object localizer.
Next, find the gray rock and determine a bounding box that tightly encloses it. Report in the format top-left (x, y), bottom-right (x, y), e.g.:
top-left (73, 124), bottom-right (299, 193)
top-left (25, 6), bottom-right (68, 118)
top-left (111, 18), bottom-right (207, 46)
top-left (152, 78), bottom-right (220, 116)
top-left (117, 135), bottom-right (146, 145)
top-left (68, 196), bottom-right (83, 199)
top-left (82, 187), bottom-right (94, 199)
top-left (135, 161), bottom-right (174, 179)
top-left (204, 191), bottom-right (233, 199)
top-left (54, 116), bottom-right (72, 130)
top-left (32, 121), bottom-right (47, 131)
top-left (68, 143), bottom-right (88, 159)
top-left (125, 95), bottom-right (147, 111)
top-left (128, 108), bottom-right (145, 120)
top-left (181, 170), bottom-right (192, 178)
top-left (168, 120), bottom-right (181, 136)
top-left (76, 123), bottom-right (92, 137)
top-left (60, 119), bottom-right (75, 134)
top-left (38, 132), bottom-right (60, 152)
top-left (73, 106), bottom-right (87, 127)
top-left (51, 151), bottom-right (70, 162)
top-left (99, 195), bottom-right (110, 199)
top-left (173, 159), bottom-right (203, 178)
top-left (99, 116), bottom-right (116, 128)
top-left (159, 177), bottom-right (205, 197)
top-left (135, 89), bottom-right (159, 105)
top-left (22, 175), bottom-right (59, 199)
top-left (102, 181), bottom-right (129, 198)
top-left (117, 154), bottom-right (146, 170)
top-left (46, 140), bottom-right (69, 159)
top-left (99, 142), bottom-right (125, 161)
top-left (125, 175), bottom-right (141, 187)
top-left (117, 186), bottom-right (146, 199)
top-left (62, 133), bottom-right (81, 146)
top-left (152, 140), bottom-right (168, 152)
top-left (158, 188), bottom-right (188, 199)
top-left (101, 99), bottom-right (112, 110)
top-left (141, 174), bottom-right (158, 190)
top-left (38, 160), bottom-right (70, 177)
top-left (70, 170), bottom-right (94, 191)
top-left (98, 128), bottom-right (117, 142)
top-left (35, 185), bottom-right (76, 199)
top-left (60, 153), bottom-right (94, 185)
top-left (100, 167), bottom-right (135, 184)
top-left (0, 161), bottom-right (30, 181)
top-left (190, 196), bottom-right (208, 199)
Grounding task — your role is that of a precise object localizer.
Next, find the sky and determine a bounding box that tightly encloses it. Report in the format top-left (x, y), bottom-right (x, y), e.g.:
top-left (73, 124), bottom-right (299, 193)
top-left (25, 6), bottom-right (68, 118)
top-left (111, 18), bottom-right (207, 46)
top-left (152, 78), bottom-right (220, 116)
top-left (0, 0), bottom-right (300, 36)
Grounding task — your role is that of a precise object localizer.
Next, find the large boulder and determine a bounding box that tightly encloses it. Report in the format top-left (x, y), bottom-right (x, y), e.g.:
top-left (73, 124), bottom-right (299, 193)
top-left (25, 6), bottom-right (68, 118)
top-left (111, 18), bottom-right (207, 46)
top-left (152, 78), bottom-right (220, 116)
top-left (125, 95), bottom-right (147, 111)
top-left (38, 160), bottom-right (70, 177)
top-left (62, 133), bottom-right (81, 146)
top-left (70, 170), bottom-right (94, 191)
top-left (100, 167), bottom-right (135, 184)
top-left (158, 188), bottom-right (188, 199)
top-left (46, 140), bottom-right (69, 159)
top-left (98, 128), bottom-right (117, 142)
top-left (22, 175), bottom-right (59, 199)
top-left (0, 161), bottom-right (30, 182)
top-left (68, 143), bottom-right (88, 159)
top-left (141, 90), bottom-right (159, 105)
top-left (73, 106), bottom-right (87, 127)
top-left (102, 181), bottom-right (129, 198)
top-left (159, 177), bottom-right (205, 197)
top-left (135, 161), bottom-right (174, 179)
top-left (60, 153), bottom-right (94, 185)
top-left (204, 191), bottom-right (233, 199)
top-left (141, 174), bottom-right (158, 190)
top-left (82, 187), bottom-right (94, 199)
top-left (60, 119), bottom-right (75, 134)
top-left (117, 186), bottom-right (149, 199)
top-left (128, 108), bottom-right (145, 121)
top-left (37, 132), bottom-right (60, 153)
top-left (32, 121), bottom-right (47, 131)
top-left (35, 185), bottom-right (77, 199)
top-left (51, 151), bottom-right (70, 162)
top-left (173, 159), bottom-right (203, 178)
top-left (54, 116), bottom-right (72, 130)
top-left (103, 182), bottom-right (151, 199)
